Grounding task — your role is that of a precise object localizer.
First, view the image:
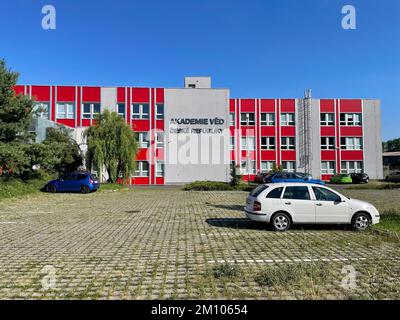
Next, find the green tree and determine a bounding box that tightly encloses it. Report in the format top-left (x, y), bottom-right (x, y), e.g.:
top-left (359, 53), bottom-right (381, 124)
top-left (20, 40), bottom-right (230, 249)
top-left (383, 138), bottom-right (400, 152)
top-left (0, 59), bottom-right (35, 143)
top-left (230, 163), bottom-right (242, 186)
top-left (43, 127), bottom-right (83, 176)
top-left (271, 163), bottom-right (283, 173)
top-left (84, 110), bottom-right (137, 183)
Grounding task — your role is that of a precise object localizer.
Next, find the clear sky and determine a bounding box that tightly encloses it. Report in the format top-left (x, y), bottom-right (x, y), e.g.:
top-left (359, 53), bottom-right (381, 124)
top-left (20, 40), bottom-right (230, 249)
top-left (1, 0), bottom-right (399, 140)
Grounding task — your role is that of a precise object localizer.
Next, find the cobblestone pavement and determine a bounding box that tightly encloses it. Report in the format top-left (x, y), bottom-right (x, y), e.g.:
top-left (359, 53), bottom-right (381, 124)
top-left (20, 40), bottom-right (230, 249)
top-left (0, 188), bottom-right (399, 300)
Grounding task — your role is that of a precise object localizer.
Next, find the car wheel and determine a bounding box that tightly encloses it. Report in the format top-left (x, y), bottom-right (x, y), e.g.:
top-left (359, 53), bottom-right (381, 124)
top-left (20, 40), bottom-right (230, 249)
top-left (271, 212), bottom-right (291, 232)
top-left (80, 186), bottom-right (90, 194)
top-left (47, 184), bottom-right (57, 193)
top-left (352, 213), bottom-right (371, 231)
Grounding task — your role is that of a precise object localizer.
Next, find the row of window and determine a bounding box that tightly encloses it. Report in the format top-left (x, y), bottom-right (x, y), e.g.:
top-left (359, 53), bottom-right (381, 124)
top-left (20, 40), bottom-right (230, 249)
top-left (233, 137), bottom-right (295, 151)
top-left (134, 161), bottom-right (165, 177)
top-left (237, 160), bottom-right (363, 175)
top-left (136, 132), bottom-right (165, 149)
top-left (321, 137), bottom-right (363, 150)
top-left (229, 112), bottom-right (363, 127)
top-left (264, 185), bottom-right (341, 203)
top-left (33, 103), bottom-right (165, 120)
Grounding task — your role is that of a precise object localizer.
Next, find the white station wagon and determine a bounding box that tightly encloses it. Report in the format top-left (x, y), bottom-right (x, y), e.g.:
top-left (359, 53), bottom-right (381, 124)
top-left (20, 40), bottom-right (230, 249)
top-left (244, 183), bottom-right (380, 232)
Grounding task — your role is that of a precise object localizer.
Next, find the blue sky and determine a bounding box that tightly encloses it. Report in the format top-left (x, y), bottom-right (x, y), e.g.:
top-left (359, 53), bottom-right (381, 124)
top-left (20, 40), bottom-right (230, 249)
top-left (1, 0), bottom-right (399, 140)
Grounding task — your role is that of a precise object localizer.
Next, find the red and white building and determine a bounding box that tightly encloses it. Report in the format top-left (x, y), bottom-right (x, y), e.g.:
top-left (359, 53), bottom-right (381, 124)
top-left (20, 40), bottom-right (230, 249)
top-left (14, 76), bottom-right (383, 184)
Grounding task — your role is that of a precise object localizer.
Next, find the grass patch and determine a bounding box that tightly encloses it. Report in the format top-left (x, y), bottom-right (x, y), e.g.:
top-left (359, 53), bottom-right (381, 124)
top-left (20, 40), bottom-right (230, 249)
top-left (345, 183), bottom-right (400, 190)
top-left (255, 262), bottom-right (334, 289)
top-left (183, 181), bottom-right (256, 192)
top-left (374, 209), bottom-right (400, 233)
top-left (0, 177), bottom-right (49, 201)
top-left (211, 263), bottom-right (242, 279)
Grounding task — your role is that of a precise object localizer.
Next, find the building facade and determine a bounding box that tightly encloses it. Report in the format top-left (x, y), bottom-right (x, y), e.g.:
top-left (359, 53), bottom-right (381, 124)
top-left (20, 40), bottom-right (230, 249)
top-left (14, 77), bottom-right (383, 184)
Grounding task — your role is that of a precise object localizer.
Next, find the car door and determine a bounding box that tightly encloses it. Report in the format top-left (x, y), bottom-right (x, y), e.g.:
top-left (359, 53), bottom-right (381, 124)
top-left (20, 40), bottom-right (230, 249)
top-left (280, 186), bottom-right (315, 223)
top-left (311, 186), bottom-right (349, 223)
top-left (62, 174), bottom-right (78, 192)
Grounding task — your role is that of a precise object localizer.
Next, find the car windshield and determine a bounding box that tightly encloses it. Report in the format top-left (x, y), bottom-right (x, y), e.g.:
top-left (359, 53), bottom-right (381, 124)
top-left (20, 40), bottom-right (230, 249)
top-left (250, 185), bottom-right (269, 197)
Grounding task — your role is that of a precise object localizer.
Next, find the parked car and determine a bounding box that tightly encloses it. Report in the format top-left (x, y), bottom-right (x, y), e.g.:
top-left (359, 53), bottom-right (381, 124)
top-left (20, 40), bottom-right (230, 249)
top-left (244, 183), bottom-right (380, 231)
top-left (44, 172), bottom-right (100, 194)
top-left (385, 172), bottom-right (400, 183)
top-left (350, 173), bottom-right (369, 184)
top-left (263, 172), bottom-right (325, 185)
top-left (330, 174), bottom-right (352, 184)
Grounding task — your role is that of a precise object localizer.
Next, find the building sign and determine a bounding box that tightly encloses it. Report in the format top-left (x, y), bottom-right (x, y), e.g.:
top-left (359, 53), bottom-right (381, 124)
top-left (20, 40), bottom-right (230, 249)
top-left (169, 117), bottom-right (225, 134)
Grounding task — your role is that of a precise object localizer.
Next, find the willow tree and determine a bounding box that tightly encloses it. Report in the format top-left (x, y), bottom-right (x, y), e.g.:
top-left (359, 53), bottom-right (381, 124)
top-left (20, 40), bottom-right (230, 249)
top-left (84, 110), bottom-right (137, 183)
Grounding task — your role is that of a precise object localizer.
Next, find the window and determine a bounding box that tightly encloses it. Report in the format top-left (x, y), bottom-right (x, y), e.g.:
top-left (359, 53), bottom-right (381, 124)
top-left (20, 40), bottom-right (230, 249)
top-left (282, 161), bottom-right (296, 173)
top-left (56, 103), bottom-right (75, 119)
top-left (229, 112), bottom-right (235, 126)
top-left (136, 132), bottom-right (149, 148)
top-left (240, 113), bottom-right (255, 126)
top-left (240, 160), bottom-right (256, 174)
top-left (281, 113), bottom-right (295, 126)
top-left (260, 113), bottom-right (275, 126)
top-left (156, 104), bottom-right (164, 120)
top-left (134, 161), bottom-right (149, 177)
top-left (266, 187), bottom-right (284, 199)
top-left (155, 132), bottom-right (164, 148)
top-left (117, 103), bottom-right (126, 118)
top-left (33, 102), bottom-right (50, 119)
top-left (241, 137), bottom-right (255, 150)
top-left (250, 185), bottom-right (269, 197)
top-left (321, 137), bottom-right (335, 150)
top-left (341, 137), bottom-right (362, 150)
top-left (340, 113), bottom-right (362, 126)
top-left (281, 137), bottom-right (295, 150)
top-left (261, 137), bottom-right (275, 150)
top-left (131, 104), bottom-right (149, 120)
top-left (341, 161), bottom-right (363, 174)
top-left (82, 103), bottom-right (100, 120)
top-left (156, 161), bottom-right (165, 177)
top-left (261, 161), bottom-right (275, 173)
top-left (321, 161), bottom-right (335, 174)
top-left (312, 187), bottom-right (341, 202)
top-left (229, 137), bottom-right (235, 150)
top-left (282, 186), bottom-right (311, 200)
top-left (320, 113), bottom-right (335, 126)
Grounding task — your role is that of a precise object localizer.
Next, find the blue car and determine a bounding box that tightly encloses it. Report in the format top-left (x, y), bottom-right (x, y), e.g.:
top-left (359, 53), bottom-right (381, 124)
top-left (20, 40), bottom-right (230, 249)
top-left (263, 172), bottom-right (325, 185)
top-left (44, 172), bottom-right (100, 194)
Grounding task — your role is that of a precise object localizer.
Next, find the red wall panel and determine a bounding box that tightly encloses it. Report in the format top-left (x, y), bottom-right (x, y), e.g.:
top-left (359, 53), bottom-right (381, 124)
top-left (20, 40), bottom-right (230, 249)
top-left (57, 86), bottom-right (75, 101)
top-left (320, 99), bottom-right (335, 113)
top-left (241, 127), bottom-right (256, 136)
top-left (340, 99), bottom-right (362, 113)
top-left (132, 120), bottom-right (150, 132)
top-left (321, 126), bottom-right (335, 137)
top-left (321, 150), bottom-right (336, 161)
top-left (281, 126), bottom-right (295, 136)
top-left (340, 126), bottom-right (363, 137)
top-left (341, 150), bottom-right (363, 161)
top-left (156, 88), bottom-right (164, 103)
top-left (13, 85), bottom-right (25, 96)
top-left (260, 150), bottom-right (276, 160)
top-left (132, 88), bottom-right (150, 102)
top-left (261, 126), bottom-right (275, 136)
top-left (31, 86), bottom-right (50, 101)
top-left (281, 150), bottom-right (296, 161)
top-left (240, 99), bottom-right (255, 112)
top-left (117, 87), bottom-right (126, 103)
top-left (56, 119), bottom-right (75, 128)
top-left (280, 99), bottom-right (295, 113)
top-left (82, 87), bottom-right (100, 102)
top-left (260, 99), bottom-right (275, 112)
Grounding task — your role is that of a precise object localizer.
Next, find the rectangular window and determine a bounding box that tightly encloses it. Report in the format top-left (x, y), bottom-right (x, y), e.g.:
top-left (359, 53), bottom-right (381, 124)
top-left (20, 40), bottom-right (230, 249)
top-left (241, 137), bottom-right (255, 150)
top-left (321, 161), bottom-right (335, 174)
top-left (281, 137), bottom-right (295, 150)
top-left (82, 103), bottom-right (100, 120)
top-left (229, 112), bottom-right (235, 126)
top-left (131, 104), bottom-right (149, 120)
top-left (240, 160), bottom-right (256, 174)
top-left (240, 113), bottom-right (255, 126)
top-left (261, 161), bottom-right (275, 173)
top-left (155, 132), bottom-right (164, 148)
top-left (156, 104), bottom-right (164, 120)
top-left (33, 102), bottom-right (50, 119)
top-left (57, 103), bottom-right (75, 119)
top-left (136, 132), bottom-right (149, 148)
top-left (282, 161), bottom-right (296, 173)
top-left (260, 113), bottom-right (275, 126)
top-left (340, 137), bottom-right (363, 150)
top-left (321, 137), bottom-right (335, 150)
top-left (340, 113), bottom-right (362, 126)
top-left (134, 161), bottom-right (149, 177)
top-left (281, 113), bottom-right (295, 126)
top-left (229, 136), bottom-right (235, 150)
top-left (320, 113), bottom-right (335, 126)
top-left (117, 103), bottom-right (126, 118)
top-left (341, 161), bottom-right (363, 174)
top-left (260, 137), bottom-right (275, 150)
top-left (156, 161), bottom-right (165, 177)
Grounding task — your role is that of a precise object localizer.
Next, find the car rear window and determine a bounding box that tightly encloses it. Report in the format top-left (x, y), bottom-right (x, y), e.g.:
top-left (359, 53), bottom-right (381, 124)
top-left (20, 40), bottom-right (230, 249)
top-left (77, 174), bottom-right (88, 180)
top-left (250, 185), bottom-right (269, 197)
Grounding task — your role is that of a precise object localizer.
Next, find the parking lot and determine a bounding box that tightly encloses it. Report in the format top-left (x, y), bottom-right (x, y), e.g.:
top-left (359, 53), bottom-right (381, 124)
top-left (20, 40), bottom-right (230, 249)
top-left (0, 187), bottom-right (399, 299)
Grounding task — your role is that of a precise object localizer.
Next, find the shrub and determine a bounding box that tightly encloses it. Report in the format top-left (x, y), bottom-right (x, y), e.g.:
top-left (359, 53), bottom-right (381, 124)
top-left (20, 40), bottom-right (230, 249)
top-left (183, 181), bottom-right (258, 191)
top-left (212, 263), bottom-right (241, 279)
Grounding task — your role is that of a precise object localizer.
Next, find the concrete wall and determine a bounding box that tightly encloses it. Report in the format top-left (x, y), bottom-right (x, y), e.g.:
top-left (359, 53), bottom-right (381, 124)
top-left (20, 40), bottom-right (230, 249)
top-left (184, 77), bottom-right (211, 89)
top-left (101, 87), bottom-right (117, 112)
top-left (164, 88), bottom-right (230, 184)
top-left (363, 99), bottom-right (383, 179)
